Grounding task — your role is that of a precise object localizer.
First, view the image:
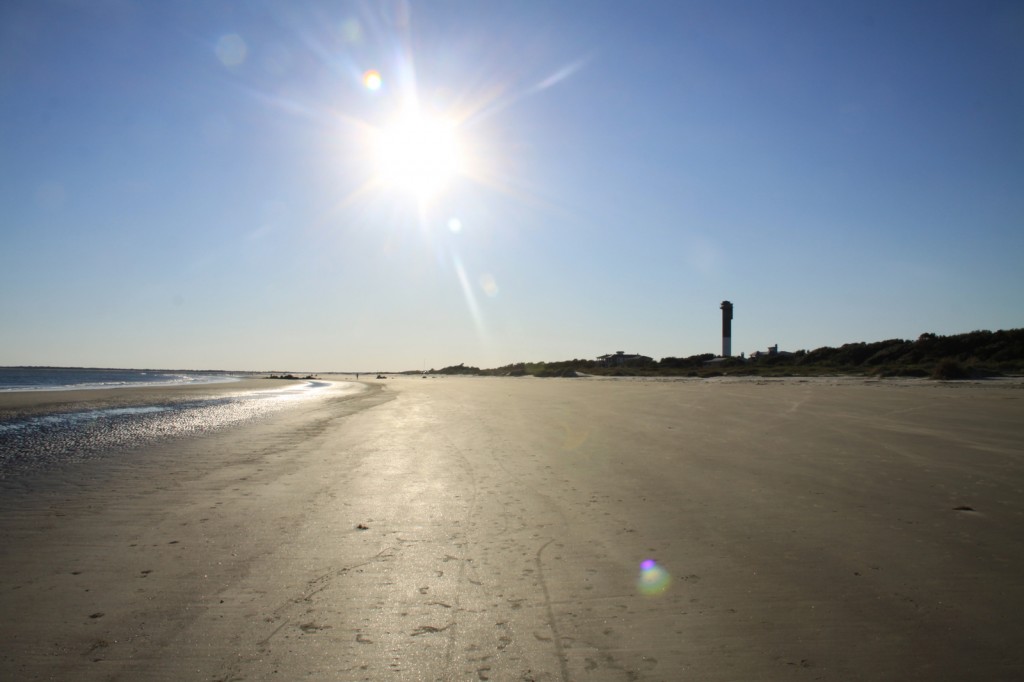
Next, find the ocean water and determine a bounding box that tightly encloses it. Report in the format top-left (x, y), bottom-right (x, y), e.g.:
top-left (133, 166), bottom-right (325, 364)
top-left (0, 370), bottom-right (356, 483)
top-left (0, 366), bottom-right (239, 392)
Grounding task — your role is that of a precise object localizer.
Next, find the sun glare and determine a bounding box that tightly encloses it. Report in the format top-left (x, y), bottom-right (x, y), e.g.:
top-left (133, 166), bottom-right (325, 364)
top-left (373, 110), bottom-right (464, 202)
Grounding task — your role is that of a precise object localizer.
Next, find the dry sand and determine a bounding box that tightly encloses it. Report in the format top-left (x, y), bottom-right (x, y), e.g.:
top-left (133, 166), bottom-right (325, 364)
top-left (1, 376), bottom-right (1022, 681)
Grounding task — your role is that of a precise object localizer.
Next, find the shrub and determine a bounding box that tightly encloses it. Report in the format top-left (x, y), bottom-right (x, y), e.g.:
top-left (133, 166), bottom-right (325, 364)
top-left (873, 366), bottom-right (929, 378)
top-left (931, 358), bottom-right (970, 380)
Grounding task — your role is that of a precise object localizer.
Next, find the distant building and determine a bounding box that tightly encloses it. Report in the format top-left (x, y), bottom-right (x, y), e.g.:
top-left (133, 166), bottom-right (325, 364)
top-left (597, 350), bottom-right (653, 366)
top-left (750, 344), bottom-right (794, 359)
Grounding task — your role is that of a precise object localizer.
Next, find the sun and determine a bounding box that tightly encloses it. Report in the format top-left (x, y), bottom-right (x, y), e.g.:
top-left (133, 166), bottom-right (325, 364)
top-left (372, 110), bottom-right (464, 202)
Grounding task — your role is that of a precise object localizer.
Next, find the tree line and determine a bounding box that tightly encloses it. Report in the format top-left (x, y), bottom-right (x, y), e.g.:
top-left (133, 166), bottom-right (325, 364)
top-left (417, 328), bottom-right (1024, 380)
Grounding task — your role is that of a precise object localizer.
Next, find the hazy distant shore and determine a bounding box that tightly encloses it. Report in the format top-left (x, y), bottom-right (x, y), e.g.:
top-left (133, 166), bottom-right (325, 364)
top-left (1, 376), bottom-right (1022, 680)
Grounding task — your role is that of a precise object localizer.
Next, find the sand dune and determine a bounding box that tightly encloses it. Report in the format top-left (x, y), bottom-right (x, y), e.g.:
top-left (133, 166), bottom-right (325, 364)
top-left (1, 376), bottom-right (1022, 680)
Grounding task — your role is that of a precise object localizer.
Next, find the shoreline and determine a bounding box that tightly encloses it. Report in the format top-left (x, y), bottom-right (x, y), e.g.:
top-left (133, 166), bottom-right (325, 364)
top-left (0, 378), bottom-right (366, 488)
top-left (0, 377), bottom-right (308, 419)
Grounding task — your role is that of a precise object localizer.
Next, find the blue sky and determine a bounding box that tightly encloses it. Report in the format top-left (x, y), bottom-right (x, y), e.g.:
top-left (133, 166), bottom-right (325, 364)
top-left (2, 1), bottom-right (1022, 371)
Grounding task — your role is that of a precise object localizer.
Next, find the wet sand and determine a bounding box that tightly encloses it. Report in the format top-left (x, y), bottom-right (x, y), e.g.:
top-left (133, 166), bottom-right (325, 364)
top-left (0, 378), bottom-right (290, 417)
top-left (1, 376), bottom-right (1023, 680)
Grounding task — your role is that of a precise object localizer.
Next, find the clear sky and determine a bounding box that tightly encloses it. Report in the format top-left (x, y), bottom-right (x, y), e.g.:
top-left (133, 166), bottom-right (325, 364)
top-left (2, 1), bottom-right (1022, 371)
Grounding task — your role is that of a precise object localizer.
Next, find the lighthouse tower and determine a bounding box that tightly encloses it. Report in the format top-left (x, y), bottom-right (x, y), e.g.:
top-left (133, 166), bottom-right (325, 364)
top-left (720, 300), bottom-right (733, 357)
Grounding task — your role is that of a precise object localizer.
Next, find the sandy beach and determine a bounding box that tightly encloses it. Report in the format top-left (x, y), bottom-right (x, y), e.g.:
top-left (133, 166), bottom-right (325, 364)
top-left (1, 376), bottom-right (1022, 680)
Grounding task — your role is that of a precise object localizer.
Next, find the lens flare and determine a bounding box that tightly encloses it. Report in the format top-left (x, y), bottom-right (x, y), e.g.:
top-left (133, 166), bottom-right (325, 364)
top-left (480, 273), bottom-right (499, 297)
top-left (637, 559), bottom-right (671, 596)
top-left (341, 18), bottom-right (363, 44)
top-left (363, 69), bottom-right (382, 91)
top-left (215, 34), bottom-right (248, 67)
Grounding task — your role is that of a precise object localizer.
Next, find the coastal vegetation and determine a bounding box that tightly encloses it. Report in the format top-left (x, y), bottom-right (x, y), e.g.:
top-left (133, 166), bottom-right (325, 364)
top-left (420, 328), bottom-right (1024, 380)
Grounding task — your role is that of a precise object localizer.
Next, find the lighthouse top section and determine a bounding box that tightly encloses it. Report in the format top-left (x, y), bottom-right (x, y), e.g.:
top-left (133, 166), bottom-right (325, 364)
top-left (720, 300), bottom-right (733, 319)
